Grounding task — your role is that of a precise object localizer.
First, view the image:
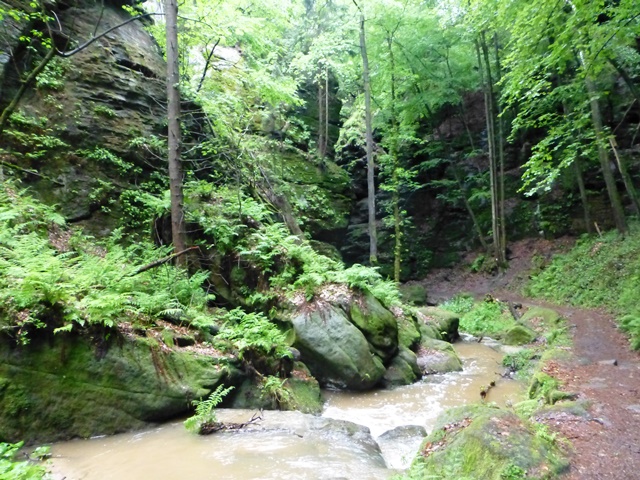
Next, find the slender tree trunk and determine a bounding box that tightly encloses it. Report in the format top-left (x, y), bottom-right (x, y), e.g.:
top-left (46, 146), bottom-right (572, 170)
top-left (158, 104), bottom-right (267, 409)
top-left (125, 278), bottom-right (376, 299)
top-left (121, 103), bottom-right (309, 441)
top-left (387, 36), bottom-right (401, 283)
top-left (573, 157), bottom-right (594, 233)
top-left (318, 76), bottom-right (326, 158)
top-left (584, 72), bottom-right (627, 233)
top-left (493, 33), bottom-right (507, 266)
top-left (609, 57), bottom-right (640, 104)
top-left (478, 34), bottom-right (503, 264)
top-left (358, 12), bottom-right (377, 264)
top-left (165, 0), bottom-right (188, 260)
top-left (452, 167), bottom-right (489, 251)
top-left (324, 65), bottom-right (329, 156)
top-left (610, 137), bottom-right (640, 217)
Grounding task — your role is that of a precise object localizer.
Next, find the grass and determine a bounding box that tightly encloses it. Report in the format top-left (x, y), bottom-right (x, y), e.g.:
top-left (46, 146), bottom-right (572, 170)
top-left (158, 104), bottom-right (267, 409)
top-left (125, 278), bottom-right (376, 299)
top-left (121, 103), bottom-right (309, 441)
top-left (441, 294), bottom-right (517, 337)
top-left (526, 223), bottom-right (640, 349)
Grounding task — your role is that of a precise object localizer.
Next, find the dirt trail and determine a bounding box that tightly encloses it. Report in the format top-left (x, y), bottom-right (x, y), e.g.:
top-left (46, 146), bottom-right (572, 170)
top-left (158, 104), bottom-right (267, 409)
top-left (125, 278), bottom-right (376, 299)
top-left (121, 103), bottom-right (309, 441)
top-left (417, 239), bottom-right (640, 479)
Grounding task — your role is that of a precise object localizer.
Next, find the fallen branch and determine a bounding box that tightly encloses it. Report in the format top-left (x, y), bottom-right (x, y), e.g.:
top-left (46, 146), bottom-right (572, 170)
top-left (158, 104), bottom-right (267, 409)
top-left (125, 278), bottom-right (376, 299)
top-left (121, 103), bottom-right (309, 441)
top-left (199, 411), bottom-right (263, 435)
top-left (126, 246), bottom-right (199, 277)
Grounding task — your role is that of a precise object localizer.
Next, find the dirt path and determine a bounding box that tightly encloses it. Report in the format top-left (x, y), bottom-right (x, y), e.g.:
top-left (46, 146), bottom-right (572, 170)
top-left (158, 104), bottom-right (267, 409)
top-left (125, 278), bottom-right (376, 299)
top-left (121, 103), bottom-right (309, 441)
top-left (416, 239), bottom-right (640, 479)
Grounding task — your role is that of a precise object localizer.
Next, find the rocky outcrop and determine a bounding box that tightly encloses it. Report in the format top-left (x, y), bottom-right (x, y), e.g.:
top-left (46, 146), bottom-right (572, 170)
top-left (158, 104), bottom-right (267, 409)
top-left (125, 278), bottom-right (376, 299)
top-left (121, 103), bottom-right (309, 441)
top-left (0, 330), bottom-right (235, 443)
top-left (0, 0), bottom-right (172, 223)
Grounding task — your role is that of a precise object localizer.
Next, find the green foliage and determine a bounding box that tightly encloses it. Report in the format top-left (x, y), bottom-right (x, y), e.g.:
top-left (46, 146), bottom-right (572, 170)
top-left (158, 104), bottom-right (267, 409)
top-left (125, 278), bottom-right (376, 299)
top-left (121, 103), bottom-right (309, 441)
top-left (0, 442), bottom-right (49, 479)
top-left (79, 147), bottom-right (141, 176)
top-left (35, 57), bottom-right (66, 91)
top-left (526, 224), bottom-right (640, 348)
top-left (259, 375), bottom-right (292, 408)
top-left (93, 105), bottom-right (116, 118)
top-left (0, 184), bottom-right (217, 342)
top-left (441, 295), bottom-right (517, 336)
top-left (502, 349), bottom-right (537, 373)
top-left (183, 385), bottom-right (234, 434)
top-left (217, 308), bottom-right (291, 361)
top-left (500, 464), bottom-right (526, 480)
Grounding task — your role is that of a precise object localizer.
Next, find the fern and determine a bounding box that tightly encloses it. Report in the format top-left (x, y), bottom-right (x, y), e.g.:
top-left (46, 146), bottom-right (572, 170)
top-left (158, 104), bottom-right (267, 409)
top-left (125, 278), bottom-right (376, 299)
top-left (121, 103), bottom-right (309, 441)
top-left (183, 385), bottom-right (235, 433)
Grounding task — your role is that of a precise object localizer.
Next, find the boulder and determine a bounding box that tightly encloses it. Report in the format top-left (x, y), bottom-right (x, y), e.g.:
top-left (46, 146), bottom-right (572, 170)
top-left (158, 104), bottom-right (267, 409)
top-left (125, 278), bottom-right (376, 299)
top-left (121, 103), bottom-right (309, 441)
top-left (0, 331), bottom-right (234, 443)
top-left (503, 324), bottom-right (537, 346)
top-left (291, 303), bottom-right (386, 390)
top-left (397, 313), bottom-right (422, 349)
top-left (349, 291), bottom-right (399, 361)
top-left (407, 405), bottom-right (569, 479)
top-left (417, 307), bottom-right (460, 342)
top-left (382, 346), bottom-right (421, 388)
top-left (416, 337), bottom-right (463, 375)
top-left (399, 283), bottom-right (427, 306)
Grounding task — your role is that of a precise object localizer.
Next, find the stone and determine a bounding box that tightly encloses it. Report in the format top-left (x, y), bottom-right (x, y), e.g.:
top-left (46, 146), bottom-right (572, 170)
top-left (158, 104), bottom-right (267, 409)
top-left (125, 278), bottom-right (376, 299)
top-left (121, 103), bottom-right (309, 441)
top-left (503, 324), bottom-right (537, 345)
top-left (417, 307), bottom-right (460, 342)
top-left (349, 291), bottom-right (399, 361)
top-left (399, 283), bottom-right (427, 306)
top-left (382, 346), bottom-right (421, 388)
top-left (406, 405), bottom-right (569, 479)
top-left (416, 337), bottom-right (463, 375)
top-left (291, 303), bottom-right (386, 390)
top-left (0, 331), bottom-right (235, 443)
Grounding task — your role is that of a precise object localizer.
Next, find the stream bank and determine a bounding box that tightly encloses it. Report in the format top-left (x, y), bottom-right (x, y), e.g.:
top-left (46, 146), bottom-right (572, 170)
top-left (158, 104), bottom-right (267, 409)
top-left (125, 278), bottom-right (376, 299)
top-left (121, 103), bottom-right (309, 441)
top-left (47, 341), bottom-right (523, 479)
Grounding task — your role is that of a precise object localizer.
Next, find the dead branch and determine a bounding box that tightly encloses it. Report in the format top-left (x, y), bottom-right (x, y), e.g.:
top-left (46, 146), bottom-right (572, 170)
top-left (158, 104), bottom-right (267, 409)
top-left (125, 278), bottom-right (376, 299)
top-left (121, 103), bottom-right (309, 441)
top-left (126, 246), bottom-right (199, 277)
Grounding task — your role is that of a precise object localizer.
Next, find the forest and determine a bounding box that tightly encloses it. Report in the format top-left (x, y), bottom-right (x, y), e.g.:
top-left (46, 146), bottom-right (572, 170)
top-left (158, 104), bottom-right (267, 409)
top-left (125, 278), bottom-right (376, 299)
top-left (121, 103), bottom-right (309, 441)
top-left (0, 0), bottom-right (639, 478)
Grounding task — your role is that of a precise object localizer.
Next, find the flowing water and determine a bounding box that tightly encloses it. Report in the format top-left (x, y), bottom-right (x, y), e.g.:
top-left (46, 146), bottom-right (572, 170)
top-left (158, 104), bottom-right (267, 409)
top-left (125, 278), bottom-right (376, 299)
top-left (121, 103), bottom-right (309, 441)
top-left (48, 341), bottom-right (523, 479)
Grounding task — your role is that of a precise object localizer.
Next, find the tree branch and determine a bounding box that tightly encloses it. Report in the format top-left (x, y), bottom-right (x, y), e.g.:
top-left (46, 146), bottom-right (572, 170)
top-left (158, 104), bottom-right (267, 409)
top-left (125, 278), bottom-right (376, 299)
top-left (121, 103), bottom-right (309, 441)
top-left (126, 246), bottom-right (199, 277)
top-left (197, 38), bottom-right (220, 93)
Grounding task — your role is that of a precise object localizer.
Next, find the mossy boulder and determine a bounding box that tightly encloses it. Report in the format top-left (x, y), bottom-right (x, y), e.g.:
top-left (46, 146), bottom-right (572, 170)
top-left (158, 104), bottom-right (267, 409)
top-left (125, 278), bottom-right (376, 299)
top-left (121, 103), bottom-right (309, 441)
top-left (408, 405), bottom-right (569, 479)
top-left (397, 313), bottom-right (422, 349)
top-left (399, 283), bottom-right (427, 306)
top-left (290, 303), bottom-right (386, 390)
top-left (417, 307), bottom-right (460, 342)
top-left (0, 331), bottom-right (234, 443)
top-left (520, 307), bottom-right (562, 328)
top-left (416, 337), bottom-right (463, 375)
top-left (349, 291), bottom-right (399, 361)
top-left (382, 346), bottom-right (422, 388)
top-left (503, 325), bottom-right (537, 346)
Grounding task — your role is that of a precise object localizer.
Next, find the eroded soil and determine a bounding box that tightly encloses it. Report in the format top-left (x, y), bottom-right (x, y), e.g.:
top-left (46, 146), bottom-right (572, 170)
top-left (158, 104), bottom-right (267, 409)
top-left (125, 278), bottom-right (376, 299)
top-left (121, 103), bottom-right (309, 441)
top-left (416, 238), bottom-right (640, 479)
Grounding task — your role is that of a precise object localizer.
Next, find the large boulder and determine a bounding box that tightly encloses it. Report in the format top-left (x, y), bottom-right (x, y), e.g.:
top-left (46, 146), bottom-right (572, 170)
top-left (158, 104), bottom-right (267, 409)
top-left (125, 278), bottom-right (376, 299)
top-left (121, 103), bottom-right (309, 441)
top-left (349, 291), bottom-right (399, 361)
top-left (416, 337), bottom-right (463, 375)
top-left (417, 307), bottom-right (460, 342)
top-left (0, 331), bottom-right (233, 443)
top-left (382, 346), bottom-right (421, 388)
top-left (290, 302), bottom-right (386, 390)
top-left (407, 405), bottom-right (568, 479)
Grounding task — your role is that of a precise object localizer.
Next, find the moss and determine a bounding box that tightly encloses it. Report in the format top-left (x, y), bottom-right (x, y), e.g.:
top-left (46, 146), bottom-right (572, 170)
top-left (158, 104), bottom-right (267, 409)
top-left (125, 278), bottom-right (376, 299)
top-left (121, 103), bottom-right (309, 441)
top-left (403, 405), bottom-right (568, 480)
top-left (417, 307), bottom-right (460, 342)
top-left (399, 284), bottom-right (427, 306)
top-left (503, 325), bottom-right (537, 346)
top-left (0, 331), bottom-right (232, 443)
top-left (348, 291), bottom-right (398, 361)
top-left (520, 307), bottom-right (562, 327)
top-left (397, 314), bottom-right (421, 349)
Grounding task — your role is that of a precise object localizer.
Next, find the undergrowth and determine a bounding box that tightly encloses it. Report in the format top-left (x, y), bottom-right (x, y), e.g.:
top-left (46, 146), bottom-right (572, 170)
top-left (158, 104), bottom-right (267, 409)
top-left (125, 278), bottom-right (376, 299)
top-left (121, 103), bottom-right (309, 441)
top-left (441, 294), bottom-right (517, 336)
top-left (526, 224), bottom-right (640, 349)
top-left (0, 442), bottom-right (49, 479)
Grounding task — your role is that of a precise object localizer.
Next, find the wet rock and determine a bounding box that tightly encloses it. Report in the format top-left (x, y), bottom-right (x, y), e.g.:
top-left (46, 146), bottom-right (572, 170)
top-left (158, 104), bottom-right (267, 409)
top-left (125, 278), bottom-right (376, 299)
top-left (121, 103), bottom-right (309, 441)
top-left (416, 337), bottom-right (463, 375)
top-left (377, 425), bottom-right (428, 470)
top-left (0, 331), bottom-right (235, 443)
top-left (417, 307), bottom-right (460, 342)
top-left (290, 302), bottom-right (386, 390)
top-left (349, 291), bottom-right (398, 361)
top-left (382, 346), bottom-right (421, 387)
top-left (399, 283), bottom-right (427, 306)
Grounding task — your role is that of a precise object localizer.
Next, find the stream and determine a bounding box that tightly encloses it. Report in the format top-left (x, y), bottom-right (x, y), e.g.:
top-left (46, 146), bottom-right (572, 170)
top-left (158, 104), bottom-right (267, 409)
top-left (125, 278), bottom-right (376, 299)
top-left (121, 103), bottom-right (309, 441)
top-left (48, 341), bottom-right (523, 479)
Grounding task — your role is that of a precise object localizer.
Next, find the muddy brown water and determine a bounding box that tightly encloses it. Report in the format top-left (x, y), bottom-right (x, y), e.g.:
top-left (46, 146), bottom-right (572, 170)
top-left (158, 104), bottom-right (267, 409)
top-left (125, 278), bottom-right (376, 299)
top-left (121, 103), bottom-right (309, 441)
top-left (48, 342), bottom-right (523, 479)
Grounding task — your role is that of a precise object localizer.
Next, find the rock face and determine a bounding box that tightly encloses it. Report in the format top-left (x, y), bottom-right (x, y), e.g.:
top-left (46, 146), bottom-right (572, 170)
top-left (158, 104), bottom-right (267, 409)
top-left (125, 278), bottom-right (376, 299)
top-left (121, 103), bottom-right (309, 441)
top-left (0, 0), bottom-right (170, 223)
top-left (0, 331), bottom-right (233, 443)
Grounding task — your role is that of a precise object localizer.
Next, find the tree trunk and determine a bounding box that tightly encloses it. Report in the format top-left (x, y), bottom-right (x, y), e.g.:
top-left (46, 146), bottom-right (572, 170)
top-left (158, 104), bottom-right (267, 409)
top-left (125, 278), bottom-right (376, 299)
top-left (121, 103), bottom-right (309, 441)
top-left (387, 36), bottom-right (401, 283)
top-left (318, 77), bottom-right (326, 158)
top-left (478, 35), bottom-right (503, 264)
top-left (610, 137), bottom-right (640, 217)
top-left (358, 12), bottom-right (377, 264)
top-left (584, 73), bottom-right (627, 233)
top-left (573, 157), bottom-right (594, 234)
top-left (493, 33), bottom-right (507, 267)
top-left (165, 0), bottom-right (188, 260)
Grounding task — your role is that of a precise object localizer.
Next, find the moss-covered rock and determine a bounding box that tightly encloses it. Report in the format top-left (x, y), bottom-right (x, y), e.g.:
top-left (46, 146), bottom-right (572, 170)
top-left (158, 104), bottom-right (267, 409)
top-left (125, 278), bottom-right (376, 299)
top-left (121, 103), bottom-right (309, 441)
top-left (290, 303), bottom-right (386, 390)
top-left (407, 405), bottom-right (568, 479)
top-left (382, 346), bottom-right (422, 388)
top-left (520, 307), bottom-right (562, 328)
top-left (417, 307), bottom-right (460, 342)
top-left (399, 283), bottom-right (427, 306)
top-left (503, 325), bottom-right (537, 346)
top-left (416, 337), bottom-right (463, 375)
top-left (397, 313), bottom-right (422, 349)
top-left (349, 291), bottom-right (398, 361)
top-left (0, 331), bottom-right (234, 443)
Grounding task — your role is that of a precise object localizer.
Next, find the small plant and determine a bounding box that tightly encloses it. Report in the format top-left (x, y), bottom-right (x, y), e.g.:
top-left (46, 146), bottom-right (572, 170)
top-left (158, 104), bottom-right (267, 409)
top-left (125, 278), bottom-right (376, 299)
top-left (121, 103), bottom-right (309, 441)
top-left (260, 375), bottom-right (292, 408)
top-left (93, 105), bottom-right (117, 118)
top-left (0, 441), bottom-right (49, 479)
top-left (500, 464), bottom-right (526, 479)
top-left (183, 385), bottom-right (234, 434)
